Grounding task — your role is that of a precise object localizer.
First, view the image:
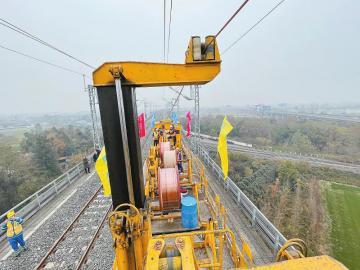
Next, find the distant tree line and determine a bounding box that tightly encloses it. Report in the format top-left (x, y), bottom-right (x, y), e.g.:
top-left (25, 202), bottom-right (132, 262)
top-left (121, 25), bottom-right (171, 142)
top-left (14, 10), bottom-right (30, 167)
top-left (0, 125), bottom-right (92, 213)
top-left (201, 115), bottom-right (360, 163)
top-left (209, 148), bottom-right (359, 255)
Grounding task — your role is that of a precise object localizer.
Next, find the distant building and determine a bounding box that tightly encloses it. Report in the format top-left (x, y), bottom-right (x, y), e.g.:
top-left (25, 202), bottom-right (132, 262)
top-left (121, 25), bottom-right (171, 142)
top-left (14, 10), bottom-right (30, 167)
top-left (254, 104), bottom-right (272, 115)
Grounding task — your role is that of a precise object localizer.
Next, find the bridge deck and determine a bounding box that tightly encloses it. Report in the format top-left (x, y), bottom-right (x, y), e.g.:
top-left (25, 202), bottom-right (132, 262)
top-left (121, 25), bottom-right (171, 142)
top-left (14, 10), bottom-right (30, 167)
top-left (0, 134), bottom-right (275, 268)
top-left (198, 154), bottom-right (274, 265)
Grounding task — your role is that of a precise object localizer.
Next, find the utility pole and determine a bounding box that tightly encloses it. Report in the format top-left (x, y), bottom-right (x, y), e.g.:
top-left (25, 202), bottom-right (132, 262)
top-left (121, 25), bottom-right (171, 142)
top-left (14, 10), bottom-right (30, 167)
top-left (190, 85), bottom-right (200, 153)
top-left (87, 85), bottom-right (102, 149)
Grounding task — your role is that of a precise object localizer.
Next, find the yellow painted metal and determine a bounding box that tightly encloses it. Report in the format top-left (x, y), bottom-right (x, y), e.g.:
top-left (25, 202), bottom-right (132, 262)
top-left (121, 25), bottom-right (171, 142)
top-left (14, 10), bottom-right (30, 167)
top-left (248, 255), bottom-right (348, 270)
top-left (158, 257), bottom-right (182, 270)
top-left (205, 220), bottom-right (218, 267)
top-left (142, 216), bottom-right (152, 259)
top-left (109, 203), bottom-right (148, 270)
top-left (110, 122), bottom-right (349, 270)
top-left (175, 237), bottom-right (197, 270)
top-left (145, 239), bottom-right (165, 270)
top-left (93, 37), bottom-right (221, 87)
top-left (185, 36), bottom-right (221, 63)
top-left (93, 61), bottom-right (220, 87)
top-left (276, 239), bottom-right (307, 262)
top-left (113, 234), bottom-right (130, 270)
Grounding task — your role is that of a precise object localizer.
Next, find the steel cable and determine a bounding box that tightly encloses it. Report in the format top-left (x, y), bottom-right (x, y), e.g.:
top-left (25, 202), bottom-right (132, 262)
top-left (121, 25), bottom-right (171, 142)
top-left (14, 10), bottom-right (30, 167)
top-left (0, 44), bottom-right (89, 78)
top-left (0, 18), bottom-right (95, 69)
top-left (222, 0), bottom-right (287, 55)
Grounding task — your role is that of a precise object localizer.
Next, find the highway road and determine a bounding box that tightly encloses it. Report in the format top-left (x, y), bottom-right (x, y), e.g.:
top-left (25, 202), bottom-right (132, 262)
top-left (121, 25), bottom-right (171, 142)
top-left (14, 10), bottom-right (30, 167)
top-left (200, 138), bottom-right (360, 174)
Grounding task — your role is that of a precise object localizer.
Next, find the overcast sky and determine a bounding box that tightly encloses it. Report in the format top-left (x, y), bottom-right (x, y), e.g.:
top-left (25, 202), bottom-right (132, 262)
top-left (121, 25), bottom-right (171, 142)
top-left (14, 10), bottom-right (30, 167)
top-left (0, 0), bottom-right (359, 115)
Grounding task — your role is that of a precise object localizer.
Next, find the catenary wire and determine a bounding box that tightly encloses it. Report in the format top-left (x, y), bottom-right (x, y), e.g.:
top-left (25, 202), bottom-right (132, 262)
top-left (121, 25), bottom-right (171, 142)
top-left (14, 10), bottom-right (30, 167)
top-left (203, 0), bottom-right (252, 53)
top-left (215, 0), bottom-right (252, 38)
top-left (222, 0), bottom-right (286, 55)
top-left (169, 0), bottom-right (252, 114)
top-left (0, 18), bottom-right (95, 69)
top-left (170, 86), bottom-right (184, 112)
top-left (0, 44), bottom-right (89, 78)
top-left (169, 86), bottom-right (192, 100)
top-left (166, 0), bottom-right (173, 62)
top-left (163, 0), bottom-right (166, 62)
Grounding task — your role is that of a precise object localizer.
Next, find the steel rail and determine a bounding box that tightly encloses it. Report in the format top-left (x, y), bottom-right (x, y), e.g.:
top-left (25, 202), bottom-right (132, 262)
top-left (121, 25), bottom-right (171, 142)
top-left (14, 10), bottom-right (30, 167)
top-left (34, 185), bottom-right (102, 270)
top-left (75, 204), bottom-right (112, 270)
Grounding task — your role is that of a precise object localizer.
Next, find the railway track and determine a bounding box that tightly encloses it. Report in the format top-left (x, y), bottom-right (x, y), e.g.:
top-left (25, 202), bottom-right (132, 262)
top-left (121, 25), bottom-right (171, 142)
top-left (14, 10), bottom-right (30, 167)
top-left (34, 186), bottom-right (112, 270)
top-left (201, 139), bottom-right (360, 174)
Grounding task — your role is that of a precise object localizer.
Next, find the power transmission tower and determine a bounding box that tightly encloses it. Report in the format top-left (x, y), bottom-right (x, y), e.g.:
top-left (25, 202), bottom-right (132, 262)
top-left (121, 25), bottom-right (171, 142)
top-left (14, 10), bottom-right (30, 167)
top-left (87, 85), bottom-right (102, 149)
top-left (192, 85), bottom-right (200, 153)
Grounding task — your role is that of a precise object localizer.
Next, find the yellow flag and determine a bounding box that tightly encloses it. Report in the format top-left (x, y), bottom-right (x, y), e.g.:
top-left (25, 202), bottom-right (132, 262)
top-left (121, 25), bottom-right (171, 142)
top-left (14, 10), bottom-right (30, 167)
top-left (95, 147), bottom-right (111, 196)
top-left (241, 237), bottom-right (254, 264)
top-left (217, 116), bottom-right (233, 180)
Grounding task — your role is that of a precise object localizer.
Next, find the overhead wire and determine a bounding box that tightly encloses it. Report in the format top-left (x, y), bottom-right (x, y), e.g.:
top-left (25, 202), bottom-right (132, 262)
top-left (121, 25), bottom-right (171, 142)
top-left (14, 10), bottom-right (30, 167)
top-left (0, 18), bottom-right (95, 69)
top-left (169, 87), bottom-right (192, 100)
top-left (170, 86), bottom-right (184, 112)
top-left (166, 0), bottom-right (173, 62)
top-left (222, 0), bottom-right (287, 55)
top-left (215, 0), bottom-right (252, 38)
top-left (203, 0), bottom-right (252, 53)
top-left (169, 0), bottom-right (253, 113)
top-left (0, 44), bottom-right (89, 78)
top-left (163, 0), bottom-right (166, 62)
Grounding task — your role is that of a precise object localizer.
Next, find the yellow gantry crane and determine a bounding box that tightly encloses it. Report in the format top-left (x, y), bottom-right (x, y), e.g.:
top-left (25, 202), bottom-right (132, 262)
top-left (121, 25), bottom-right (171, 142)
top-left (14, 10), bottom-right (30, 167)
top-left (92, 36), bottom-right (347, 269)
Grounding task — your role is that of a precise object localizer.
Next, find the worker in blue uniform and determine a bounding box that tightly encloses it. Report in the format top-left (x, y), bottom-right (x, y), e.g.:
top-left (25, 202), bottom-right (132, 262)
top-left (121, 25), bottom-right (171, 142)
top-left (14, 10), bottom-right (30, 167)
top-left (1, 210), bottom-right (28, 256)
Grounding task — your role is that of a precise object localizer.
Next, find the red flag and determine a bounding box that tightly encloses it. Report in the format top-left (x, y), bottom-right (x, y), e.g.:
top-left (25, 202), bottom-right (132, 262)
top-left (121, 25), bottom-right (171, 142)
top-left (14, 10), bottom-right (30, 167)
top-left (186, 111), bottom-right (191, 137)
top-left (138, 113), bottom-right (146, 138)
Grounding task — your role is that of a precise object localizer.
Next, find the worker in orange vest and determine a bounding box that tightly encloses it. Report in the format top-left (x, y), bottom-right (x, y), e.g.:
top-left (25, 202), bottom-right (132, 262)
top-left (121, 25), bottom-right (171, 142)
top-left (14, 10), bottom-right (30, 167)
top-left (1, 210), bottom-right (28, 256)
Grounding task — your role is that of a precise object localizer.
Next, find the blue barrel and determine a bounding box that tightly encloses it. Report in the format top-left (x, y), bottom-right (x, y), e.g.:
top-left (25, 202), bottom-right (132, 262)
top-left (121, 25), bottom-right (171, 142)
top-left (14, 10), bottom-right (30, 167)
top-left (181, 196), bottom-right (198, 229)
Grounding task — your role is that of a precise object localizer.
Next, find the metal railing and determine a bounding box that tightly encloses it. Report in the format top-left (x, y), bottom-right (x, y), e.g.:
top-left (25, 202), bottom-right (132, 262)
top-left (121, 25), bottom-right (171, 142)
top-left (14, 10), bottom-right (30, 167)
top-left (186, 137), bottom-right (288, 254)
top-left (0, 160), bottom-right (89, 239)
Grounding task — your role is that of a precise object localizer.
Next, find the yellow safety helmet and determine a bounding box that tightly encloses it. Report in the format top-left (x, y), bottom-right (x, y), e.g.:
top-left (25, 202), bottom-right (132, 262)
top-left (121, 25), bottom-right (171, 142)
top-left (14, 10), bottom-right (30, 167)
top-left (7, 210), bottom-right (15, 219)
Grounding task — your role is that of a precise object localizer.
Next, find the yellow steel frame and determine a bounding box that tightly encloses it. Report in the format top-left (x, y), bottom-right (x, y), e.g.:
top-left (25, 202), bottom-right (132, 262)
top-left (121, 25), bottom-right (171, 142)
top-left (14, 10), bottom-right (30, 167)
top-left (248, 256), bottom-right (348, 270)
top-left (142, 141), bottom-right (251, 269)
top-left (92, 37), bottom-right (221, 88)
top-left (102, 34), bottom-right (347, 269)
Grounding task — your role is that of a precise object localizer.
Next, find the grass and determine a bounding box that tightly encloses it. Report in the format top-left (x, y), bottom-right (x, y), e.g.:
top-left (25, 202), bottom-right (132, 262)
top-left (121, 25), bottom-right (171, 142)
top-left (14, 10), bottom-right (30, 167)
top-left (324, 182), bottom-right (360, 269)
top-left (0, 127), bottom-right (29, 147)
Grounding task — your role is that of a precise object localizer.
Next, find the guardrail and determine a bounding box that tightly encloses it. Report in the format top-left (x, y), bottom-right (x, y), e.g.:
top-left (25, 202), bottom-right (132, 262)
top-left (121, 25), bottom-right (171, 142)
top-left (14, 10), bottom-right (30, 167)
top-left (186, 137), bottom-right (288, 254)
top-left (0, 160), bottom-right (90, 240)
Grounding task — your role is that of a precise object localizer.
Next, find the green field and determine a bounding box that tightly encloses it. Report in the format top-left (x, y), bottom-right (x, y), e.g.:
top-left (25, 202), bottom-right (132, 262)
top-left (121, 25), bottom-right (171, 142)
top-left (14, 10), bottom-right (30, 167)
top-left (0, 127), bottom-right (29, 147)
top-left (324, 182), bottom-right (360, 269)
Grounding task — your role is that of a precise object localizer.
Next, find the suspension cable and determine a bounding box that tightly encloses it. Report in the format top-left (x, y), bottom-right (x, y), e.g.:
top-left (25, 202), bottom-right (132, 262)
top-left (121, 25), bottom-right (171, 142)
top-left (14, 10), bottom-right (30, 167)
top-left (203, 0), bottom-right (252, 53)
top-left (163, 0), bottom-right (166, 62)
top-left (222, 0), bottom-right (286, 55)
top-left (0, 18), bottom-right (95, 69)
top-left (215, 0), bottom-right (252, 38)
top-left (166, 0), bottom-right (173, 62)
top-left (0, 44), bottom-right (88, 78)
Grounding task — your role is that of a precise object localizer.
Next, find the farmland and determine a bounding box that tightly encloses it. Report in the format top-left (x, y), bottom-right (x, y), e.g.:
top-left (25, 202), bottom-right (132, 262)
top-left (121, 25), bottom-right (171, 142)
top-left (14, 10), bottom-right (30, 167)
top-left (324, 182), bottom-right (360, 270)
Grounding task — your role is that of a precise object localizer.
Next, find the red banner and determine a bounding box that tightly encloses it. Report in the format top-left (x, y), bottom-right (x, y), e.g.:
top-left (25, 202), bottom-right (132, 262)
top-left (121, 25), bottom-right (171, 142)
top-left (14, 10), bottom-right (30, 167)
top-left (138, 113), bottom-right (146, 138)
top-left (186, 111), bottom-right (191, 137)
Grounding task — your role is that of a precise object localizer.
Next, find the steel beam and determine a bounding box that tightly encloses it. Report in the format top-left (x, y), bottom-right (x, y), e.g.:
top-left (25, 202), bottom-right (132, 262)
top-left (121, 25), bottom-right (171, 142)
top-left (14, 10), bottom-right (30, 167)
top-left (122, 85), bottom-right (145, 208)
top-left (96, 83), bottom-right (145, 209)
top-left (96, 86), bottom-right (130, 208)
